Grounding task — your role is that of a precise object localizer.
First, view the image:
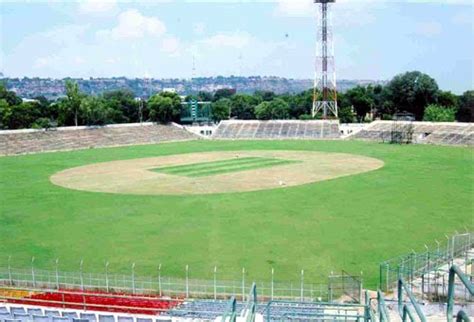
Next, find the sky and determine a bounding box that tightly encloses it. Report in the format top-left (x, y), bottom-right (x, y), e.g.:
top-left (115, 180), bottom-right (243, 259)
top-left (0, 0), bottom-right (473, 93)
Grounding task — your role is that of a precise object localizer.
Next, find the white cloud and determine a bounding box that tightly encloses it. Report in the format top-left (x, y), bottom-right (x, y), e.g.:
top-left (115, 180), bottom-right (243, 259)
top-left (414, 21), bottom-right (443, 37)
top-left (200, 32), bottom-right (252, 49)
top-left (274, 0), bottom-right (471, 18)
top-left (452, 11), bottom-right (472, 25)
top-left (161, 36), bottom-right (181, 56)
top-left (97, 9), bottom-right (166, 40)
top-left (78, 0), bottom-right (117, 14)
top-left (193, 22), bottom-right (206, 35)
top-left (274, 0), bottom-right (314, 17)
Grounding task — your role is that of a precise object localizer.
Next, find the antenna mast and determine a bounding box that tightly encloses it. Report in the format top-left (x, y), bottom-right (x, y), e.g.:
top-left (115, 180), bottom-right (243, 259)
top-left (312, 0), bottom-right (338, 118)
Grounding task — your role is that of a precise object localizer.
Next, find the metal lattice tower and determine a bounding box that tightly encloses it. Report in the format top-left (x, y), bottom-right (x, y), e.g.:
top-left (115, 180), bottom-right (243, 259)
top-left (312, 0), bottom-right (338, 118)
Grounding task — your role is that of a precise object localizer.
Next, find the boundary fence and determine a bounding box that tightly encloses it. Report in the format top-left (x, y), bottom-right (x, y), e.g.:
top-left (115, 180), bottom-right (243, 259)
top-left (379, 232), bottom-right (473, 292)
top-left (0, 265), bottom-right (362, 304)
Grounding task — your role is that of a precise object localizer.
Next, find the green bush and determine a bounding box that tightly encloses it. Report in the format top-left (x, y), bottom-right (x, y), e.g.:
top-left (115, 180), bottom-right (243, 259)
top-left (423, 104), bottom-right (456, 122)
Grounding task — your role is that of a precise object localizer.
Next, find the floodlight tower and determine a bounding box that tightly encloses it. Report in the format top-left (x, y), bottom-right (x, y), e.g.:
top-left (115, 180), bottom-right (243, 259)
top-left (312, 0), bottom-right (338, 118)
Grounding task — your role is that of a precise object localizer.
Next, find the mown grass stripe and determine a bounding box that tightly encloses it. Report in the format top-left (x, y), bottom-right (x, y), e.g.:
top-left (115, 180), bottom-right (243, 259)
top-left (167, 158), bottom-right (278, 176)
top-left (153, 157), bottom-right (262, 174)
top-left (186, 159), bottom-right (299, 177)
top-left (154, 157), bottom-right (276, 175)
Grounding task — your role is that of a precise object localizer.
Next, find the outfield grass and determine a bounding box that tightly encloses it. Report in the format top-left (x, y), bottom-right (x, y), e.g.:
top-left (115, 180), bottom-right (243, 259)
top-left (0, 140), bottom-right (472, 287)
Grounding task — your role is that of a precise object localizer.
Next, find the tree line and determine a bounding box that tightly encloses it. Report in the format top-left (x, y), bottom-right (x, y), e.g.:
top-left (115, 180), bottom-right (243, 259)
top-left (0, 71), bottom-right (472, 130)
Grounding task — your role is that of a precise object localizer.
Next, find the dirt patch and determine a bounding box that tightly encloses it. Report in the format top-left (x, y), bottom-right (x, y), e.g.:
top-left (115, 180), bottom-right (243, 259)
top-left (50, 150), bottom-right (384, 195)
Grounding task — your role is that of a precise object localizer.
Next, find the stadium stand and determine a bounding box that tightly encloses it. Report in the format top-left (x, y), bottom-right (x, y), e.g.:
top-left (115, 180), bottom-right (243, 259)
top-left (4, 289), bottom-right (180, 316)
top-left (0, 305), bottom-right (172, 322)
top-left (350, 121), bottom-right (473, 146)
top-left (212, 120), bottom-right (340, 140)
top-left (0, 123), bottom-right (198, 156)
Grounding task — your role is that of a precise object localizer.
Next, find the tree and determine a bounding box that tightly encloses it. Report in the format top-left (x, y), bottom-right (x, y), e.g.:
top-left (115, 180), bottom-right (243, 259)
top-left (255, 101), bottom-right (272, 120)
top-left (102, 89), bottom-right (137, 123)
top-left (346, 86), bottom-right (374, 122)
top-left (269, 98), bottom-right (290, 119)
top-left (4, 102), bottom-right (42, 129)
top-left (437, 90), bottom-right (458, 109)
top-left (0, 83), bottom-right (22, 106)
top-left (338, 106), bottom-right (354, 123)
top-left (230, 94), bottom-right (256, 119)
top-left (0, 99), bottom-right (9, 129)
top-left (385, 71), bottom-right (439, 120)
top-left (456, 90), bottom-right (474, 122)
top-left (255, 90), bottom-right (275, 102)
top-left (367, 84), bottom-right (384, 118)
top-left (80, 96), bottom-right (114, 125)
top-left (213, 88), bottom-right (236, 102)
top-left (288, 89), bottom-right (312, 119)
top-left (148, 91), bottom-right (182, 123)
top-left (211, 98), bottom-right (231, 122)
top-left (423, 104), bottom-right (456, 122)
top-left (64, 80), bottom-right (83, 126)
top-left (197, 91), bottom-right (213, 102)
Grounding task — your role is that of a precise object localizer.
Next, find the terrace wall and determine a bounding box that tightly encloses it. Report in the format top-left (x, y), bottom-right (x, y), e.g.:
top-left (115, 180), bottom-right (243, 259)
top-left (0, 123), bottom-right (198, 156)
top-left (212, 120), bottom-right (340, 140)
top-left (350, 121), bottom-right (473, 146)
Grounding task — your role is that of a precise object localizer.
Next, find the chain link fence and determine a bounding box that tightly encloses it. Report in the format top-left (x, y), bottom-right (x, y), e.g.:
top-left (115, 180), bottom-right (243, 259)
top-left (0, 265), bottom-right (362, 303)
top-left (379, 232), bottom-right (473, 292)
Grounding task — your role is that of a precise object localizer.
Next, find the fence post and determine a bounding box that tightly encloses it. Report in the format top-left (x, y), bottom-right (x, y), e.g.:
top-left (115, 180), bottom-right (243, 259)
top-left (8, 255), bottom-right (12, 286)
top-left (31, 257), bottom-right (36, 288)
top-left (271, 268), bottom-right (274, 301)
top-left (105, 262), bottom-right (109, 293)
top-left (80, 259), bottom-right (84, 291)
top-left (242, 267), bottom-right (245, 301)
top-left (158, 264), bottom-right (162, 296)
top-left (300, 269), bottom-right (304, 301)
top-left (445, 235), bottom-right (450, 262)
top-left (55, 258), bottom-right (59, 289)
top-left (185, 265), bottom-right (189, 298)
top-left (213, 266), bottom-right (217, 300)
top-left (131, 262), bottom-right (136, 294)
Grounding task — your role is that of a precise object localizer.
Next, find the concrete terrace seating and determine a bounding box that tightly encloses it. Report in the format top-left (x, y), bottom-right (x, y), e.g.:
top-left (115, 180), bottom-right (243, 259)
top-left (212, 120), bottom-right (340, 140)
top-left (0, 305), bottom-right (171, 322)
top-left (0, 123), bottom-right (198, 156)
top-left (350, 121), bottom-right (473, 146)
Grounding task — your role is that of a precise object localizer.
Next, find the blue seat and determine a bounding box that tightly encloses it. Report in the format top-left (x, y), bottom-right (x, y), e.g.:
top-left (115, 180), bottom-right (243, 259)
top-left (28, 308), bottom-right (44, 316)
top-left (52, 317), bottom-right (70, 322)
top-left (62, 312), bottom-right (78, 318)
top-left (0, 312), bottom-right (12, 319)
top-left (117, 317), bottom-right (133, 322)
top-left (79, 312), bottom-right (97, 321)
top-left (45, 310), bottom-right (61, 317)
top-left (98, 315), bottom-right (114, 322)
top-left (12, 312), bottom-right (30, 322)
top-left (32, 314), bottom-right (51, 322)
top-left (10, 308), bottom-right (25, 315)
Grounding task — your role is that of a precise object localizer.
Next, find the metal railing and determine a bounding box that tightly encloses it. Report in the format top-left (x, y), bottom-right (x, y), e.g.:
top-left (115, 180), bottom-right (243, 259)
top-left (447, 265), bottom-right (474, 322)
top-left (397, 278), bottom-right (427, 322)
top-left (380, 232), bottom-right (473, 292)
top-left (0, 264), bottom-right (361, 303)
top-left (221, 297), bottom-right (237, 322)
top-left (264, 300), bottom-right (368, 321)
top-left (377, 290), bottom-right (390, 322)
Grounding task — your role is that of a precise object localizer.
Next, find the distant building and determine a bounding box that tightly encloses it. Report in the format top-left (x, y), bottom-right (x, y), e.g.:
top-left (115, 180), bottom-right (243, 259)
top-left (21, 98), bottom-right (39, 103)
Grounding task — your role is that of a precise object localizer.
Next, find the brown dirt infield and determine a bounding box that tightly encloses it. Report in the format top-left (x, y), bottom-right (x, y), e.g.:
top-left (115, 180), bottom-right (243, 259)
top-left (50, 150), bottom-right (384, 195)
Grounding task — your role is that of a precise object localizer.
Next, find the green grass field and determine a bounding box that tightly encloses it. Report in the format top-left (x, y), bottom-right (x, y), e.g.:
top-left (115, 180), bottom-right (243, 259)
top-left (0, 140), bottom-right (472, 287)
